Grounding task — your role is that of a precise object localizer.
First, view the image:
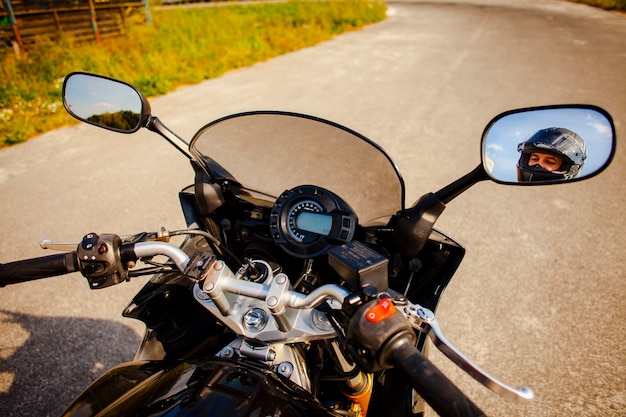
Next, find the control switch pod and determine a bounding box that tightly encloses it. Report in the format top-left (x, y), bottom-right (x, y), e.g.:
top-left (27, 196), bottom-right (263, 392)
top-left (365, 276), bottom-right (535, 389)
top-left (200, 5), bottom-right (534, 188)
top-left (78, 233), bottom-right (127, 289)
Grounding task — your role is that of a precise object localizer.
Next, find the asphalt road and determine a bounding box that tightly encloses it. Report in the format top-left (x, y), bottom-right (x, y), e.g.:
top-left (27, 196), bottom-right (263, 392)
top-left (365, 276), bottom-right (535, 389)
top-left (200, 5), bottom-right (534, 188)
top-left (1, 1), bottom-right (625, 416)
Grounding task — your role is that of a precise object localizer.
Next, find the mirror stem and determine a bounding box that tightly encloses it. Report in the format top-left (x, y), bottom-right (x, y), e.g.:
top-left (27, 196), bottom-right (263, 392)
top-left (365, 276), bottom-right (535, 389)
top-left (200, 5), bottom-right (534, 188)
top-left (146, 116), bottom-right (192, 160)
top-left (434, 164), bottom-right (489, 204)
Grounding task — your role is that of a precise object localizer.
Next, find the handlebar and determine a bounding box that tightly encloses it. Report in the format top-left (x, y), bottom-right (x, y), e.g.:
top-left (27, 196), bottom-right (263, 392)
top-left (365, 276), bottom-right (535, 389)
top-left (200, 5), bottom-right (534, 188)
top-left (389, 337), bottom-right (486, 417)
top-left (346, 298), bottom-right (488, 417)
top-left (0, 235), bottom-right (196, 289)
top-left (0, 252), bottom-right (79, 287)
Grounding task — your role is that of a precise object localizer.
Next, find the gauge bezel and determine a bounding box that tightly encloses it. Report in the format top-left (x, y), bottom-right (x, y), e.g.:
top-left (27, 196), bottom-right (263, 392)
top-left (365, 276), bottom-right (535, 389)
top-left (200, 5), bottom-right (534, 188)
top-left (270, 185), bottom-right (357, 258)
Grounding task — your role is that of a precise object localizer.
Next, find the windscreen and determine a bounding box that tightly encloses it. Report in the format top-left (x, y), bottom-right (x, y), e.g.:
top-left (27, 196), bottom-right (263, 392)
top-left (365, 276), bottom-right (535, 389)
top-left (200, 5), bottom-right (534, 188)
top-left (189, 112), bottom-right (404, 225)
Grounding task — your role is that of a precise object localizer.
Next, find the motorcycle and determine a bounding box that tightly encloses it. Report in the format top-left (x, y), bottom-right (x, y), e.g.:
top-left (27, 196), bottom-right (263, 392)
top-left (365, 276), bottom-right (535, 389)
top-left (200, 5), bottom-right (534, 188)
top-left (0, 72), bottom-right (616, 417)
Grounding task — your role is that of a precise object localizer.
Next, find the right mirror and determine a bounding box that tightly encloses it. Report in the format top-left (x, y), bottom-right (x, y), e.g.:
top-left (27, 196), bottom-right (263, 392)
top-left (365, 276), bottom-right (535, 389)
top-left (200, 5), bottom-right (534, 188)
top-left (482, 105), bottom-right (616, 184)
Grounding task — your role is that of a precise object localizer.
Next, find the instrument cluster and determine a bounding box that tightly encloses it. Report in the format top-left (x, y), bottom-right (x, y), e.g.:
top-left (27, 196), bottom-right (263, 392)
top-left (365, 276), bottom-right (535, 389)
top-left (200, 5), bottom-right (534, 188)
top-left (269, 185), bottom-right (357, 258)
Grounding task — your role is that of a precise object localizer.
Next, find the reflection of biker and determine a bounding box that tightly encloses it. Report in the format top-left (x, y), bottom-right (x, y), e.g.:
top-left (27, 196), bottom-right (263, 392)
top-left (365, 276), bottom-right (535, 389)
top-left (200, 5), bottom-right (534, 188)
top-left (517, 127), bottom-right (587, 182)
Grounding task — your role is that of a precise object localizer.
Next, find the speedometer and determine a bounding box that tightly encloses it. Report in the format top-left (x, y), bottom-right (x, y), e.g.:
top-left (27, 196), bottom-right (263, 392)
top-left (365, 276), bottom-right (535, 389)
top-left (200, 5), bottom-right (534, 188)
top-left (287, 200), bottom-right (326, 243)
top-left (270, 185), bottom-right (357, 258)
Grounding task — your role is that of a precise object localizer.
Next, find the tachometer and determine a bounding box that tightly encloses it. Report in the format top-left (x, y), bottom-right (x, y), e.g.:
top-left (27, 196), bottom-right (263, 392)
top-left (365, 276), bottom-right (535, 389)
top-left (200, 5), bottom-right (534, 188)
top-left (287, 200), bottom-right (325, 243)
top-left (270, 185), bottom-right (357, 258)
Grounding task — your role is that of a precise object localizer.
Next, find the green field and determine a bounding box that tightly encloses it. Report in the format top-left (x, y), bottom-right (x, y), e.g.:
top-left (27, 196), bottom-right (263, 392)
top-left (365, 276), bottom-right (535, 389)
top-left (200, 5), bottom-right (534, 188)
top-left (0, 1), bottom-right (386, 147)
top-left (567, 0), bottom-right (626, 10)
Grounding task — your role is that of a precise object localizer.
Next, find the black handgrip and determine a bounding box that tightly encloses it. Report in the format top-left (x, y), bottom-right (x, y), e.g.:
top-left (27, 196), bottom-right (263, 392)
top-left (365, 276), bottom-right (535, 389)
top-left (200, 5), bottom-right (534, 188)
top-left (388, 338), bottom-right (486, 417)
top-left (0, 252), bottom-right (79, 287)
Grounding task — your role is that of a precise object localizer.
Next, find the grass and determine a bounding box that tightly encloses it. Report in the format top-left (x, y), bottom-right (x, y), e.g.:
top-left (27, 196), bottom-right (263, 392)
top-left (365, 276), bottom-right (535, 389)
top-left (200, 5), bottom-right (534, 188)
top-left (0, 0), bottom-right (386, 147)
top-left (566, 0), bottom-right (626, 10)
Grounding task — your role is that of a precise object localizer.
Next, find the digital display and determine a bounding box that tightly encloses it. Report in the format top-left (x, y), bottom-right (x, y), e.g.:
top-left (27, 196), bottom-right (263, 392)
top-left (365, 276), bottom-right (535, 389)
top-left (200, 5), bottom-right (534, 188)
top-left (296, 211), bottom-right (333, 236)
top-left (270, 184), bottom-right (356, 258)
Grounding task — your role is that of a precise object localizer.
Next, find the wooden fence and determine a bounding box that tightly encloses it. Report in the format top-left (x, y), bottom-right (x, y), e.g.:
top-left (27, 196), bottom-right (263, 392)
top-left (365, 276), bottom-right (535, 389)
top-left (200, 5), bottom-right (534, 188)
top-left (1, 0), bottom-right (151, 53)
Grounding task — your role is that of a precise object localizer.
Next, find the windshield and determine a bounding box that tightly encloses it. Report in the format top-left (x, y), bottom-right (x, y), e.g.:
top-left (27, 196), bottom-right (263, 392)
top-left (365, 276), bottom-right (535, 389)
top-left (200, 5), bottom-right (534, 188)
top-left (189, 112), bottom-right (405, 225)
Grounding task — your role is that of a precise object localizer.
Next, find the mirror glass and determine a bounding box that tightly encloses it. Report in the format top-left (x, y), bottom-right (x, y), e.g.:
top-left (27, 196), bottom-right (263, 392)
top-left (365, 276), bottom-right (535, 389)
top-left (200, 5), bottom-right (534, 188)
top-left (482, 106), bottom-right (615, 184)
top-left (63, 73), bottom-right (144, 133)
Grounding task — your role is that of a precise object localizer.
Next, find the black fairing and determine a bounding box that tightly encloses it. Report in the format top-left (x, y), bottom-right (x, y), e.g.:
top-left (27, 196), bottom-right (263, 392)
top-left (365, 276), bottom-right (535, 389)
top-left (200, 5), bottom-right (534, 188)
top-left (368, 228), bottom-right (464, 417)
top-left (62, 358), bottom-right (338, 417)
top-left (122, 204), bottom-right (226, 361)
top-left (122, 272), bottom-right (224, 361)
top-left (385, 228), bottom-right (465, 317)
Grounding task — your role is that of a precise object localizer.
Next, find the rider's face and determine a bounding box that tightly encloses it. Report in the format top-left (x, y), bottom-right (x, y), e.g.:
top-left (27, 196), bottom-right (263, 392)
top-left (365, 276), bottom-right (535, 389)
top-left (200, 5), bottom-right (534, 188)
top-left (528, 152), bottom-right (563, 172)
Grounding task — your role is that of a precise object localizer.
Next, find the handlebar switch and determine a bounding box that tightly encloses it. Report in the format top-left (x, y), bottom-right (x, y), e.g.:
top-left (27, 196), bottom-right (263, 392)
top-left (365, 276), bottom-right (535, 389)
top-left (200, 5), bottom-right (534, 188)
top-left (78, 233), bottom-right (127, 289)
top-left (345, 298), bottom-right (416, 373)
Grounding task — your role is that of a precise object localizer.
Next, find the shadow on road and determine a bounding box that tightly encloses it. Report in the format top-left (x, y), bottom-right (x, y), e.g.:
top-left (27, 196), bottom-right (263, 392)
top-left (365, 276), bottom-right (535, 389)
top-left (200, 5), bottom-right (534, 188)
top-left (0, 310), bottom-right (141, 417)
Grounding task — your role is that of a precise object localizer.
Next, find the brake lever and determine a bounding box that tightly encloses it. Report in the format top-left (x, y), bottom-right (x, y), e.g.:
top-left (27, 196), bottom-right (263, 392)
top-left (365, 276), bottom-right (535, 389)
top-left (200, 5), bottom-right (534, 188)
top-left (403, 304), bottom-right (535, 402)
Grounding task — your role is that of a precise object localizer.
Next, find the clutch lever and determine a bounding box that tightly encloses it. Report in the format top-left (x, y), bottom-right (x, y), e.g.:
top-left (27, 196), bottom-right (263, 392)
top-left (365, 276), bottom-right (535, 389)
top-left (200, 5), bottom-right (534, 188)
top-left (39, 228), bottom-right (168, 252)
top-left (40, 238), bottom-right (79, 252)
top-left (403, 304), bottom-right (535, 402)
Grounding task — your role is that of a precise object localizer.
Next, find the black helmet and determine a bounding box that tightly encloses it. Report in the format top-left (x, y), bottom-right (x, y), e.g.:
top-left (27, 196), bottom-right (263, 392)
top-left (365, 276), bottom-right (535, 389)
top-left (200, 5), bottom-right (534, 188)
top-left (516, 127), bottom-right (587, 182)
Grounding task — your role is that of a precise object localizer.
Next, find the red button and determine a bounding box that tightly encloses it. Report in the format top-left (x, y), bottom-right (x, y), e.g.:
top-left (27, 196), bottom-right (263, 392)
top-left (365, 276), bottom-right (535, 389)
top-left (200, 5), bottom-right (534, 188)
top-left (366, 298), bottom-right (396, 322)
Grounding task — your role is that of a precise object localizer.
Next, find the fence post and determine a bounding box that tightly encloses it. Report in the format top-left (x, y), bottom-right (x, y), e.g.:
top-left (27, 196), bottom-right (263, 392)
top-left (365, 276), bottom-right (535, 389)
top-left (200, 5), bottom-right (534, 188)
top-left (2, 0), bottom-right (24, 54)
top-left (143, 0), bottom-right (153, 24)
top-left (87, 0), bottom-right (101, 42)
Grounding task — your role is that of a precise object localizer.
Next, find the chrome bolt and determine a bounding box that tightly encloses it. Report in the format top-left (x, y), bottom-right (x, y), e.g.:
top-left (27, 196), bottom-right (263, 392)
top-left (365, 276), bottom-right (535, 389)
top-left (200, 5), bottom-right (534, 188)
top-left (243, 308), bottom-right (268, 332)
top-left (220, 346), bottom-right (234, 359)
top-left (417, 308), bottom-right (434, 321)
top-left (267, 296), bottom-right (279, 307)
top-left (277, 362), bottom-right (293, 378)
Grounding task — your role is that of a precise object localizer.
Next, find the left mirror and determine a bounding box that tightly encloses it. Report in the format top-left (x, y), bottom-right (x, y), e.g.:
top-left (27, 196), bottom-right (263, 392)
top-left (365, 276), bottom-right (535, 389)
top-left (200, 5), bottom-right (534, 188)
top-left (63, 72), bottom-right (149, 133)
top-left (482, 105), bottom-right (616, 184)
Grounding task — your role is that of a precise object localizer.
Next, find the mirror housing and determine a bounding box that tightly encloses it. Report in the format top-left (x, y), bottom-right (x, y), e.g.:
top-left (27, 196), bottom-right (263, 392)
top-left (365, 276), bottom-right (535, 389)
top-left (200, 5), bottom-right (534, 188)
top-left (62, 72), bottom-right (152, 133)
top-left (482, 105), bottom-right (615, 185)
